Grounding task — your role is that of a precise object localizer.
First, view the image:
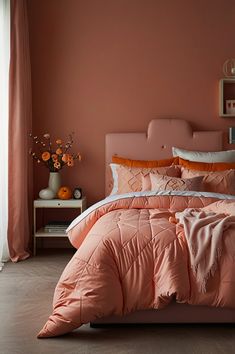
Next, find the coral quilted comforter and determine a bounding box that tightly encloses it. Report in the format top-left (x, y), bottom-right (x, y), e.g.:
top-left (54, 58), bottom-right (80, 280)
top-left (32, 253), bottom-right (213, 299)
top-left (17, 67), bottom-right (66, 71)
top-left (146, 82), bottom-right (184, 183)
top-left (38, 191), bottom-right (235, 338)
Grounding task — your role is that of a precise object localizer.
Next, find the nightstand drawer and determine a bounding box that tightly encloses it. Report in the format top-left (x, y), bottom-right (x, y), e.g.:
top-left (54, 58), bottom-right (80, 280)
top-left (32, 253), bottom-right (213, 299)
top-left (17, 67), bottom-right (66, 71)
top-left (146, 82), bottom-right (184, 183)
top-left (34, 198), bottom-right (85, 208)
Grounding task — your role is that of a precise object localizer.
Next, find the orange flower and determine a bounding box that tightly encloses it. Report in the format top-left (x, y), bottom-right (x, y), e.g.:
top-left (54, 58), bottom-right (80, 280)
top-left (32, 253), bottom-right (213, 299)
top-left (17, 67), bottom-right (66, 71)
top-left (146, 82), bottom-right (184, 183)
top-left (62, 153), bottom-right (69, 163)
top-left (52, 154), bottom-right (58, 162)
top-left (42, 151), bottom-right (50, 161)
top-left (54, 161), bottom-right (61, 169)
top-left (67, 159), bottom-right (74, 167)
top-left (56, 148), bottom-right (62, 155)
top-left (30, 132), bottom-right (80, 172)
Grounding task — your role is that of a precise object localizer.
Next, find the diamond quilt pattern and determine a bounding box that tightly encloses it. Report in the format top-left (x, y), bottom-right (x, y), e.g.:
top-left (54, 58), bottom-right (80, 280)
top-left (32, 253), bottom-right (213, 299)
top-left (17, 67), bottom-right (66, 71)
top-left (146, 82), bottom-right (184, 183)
top-left (116, 165), bottom-right (181, 194)
top-left (38, 194), bottom-right (235, 338)
top-left (181, 168), bottom-right (235, 195)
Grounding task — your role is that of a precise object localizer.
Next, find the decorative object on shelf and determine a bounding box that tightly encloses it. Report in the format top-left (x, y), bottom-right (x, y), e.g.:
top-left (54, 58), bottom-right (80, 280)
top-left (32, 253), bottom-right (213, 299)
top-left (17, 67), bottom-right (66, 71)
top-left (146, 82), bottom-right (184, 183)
top-left (57, 186), bottom-right (72, 200)
top-left (219, 78), bottom-right (235, 117)
top-left (38, 172), bottom-right (60, 200)
top-left (226, 100), bottom-right (235, 115)
top-left (223, 59), bottom-right (235, 78)
top-left (229, 127), bottom-right (235, 144)
top-left (73, 187), bottom-right (82, 199)
top-left (48, 172), bottom-right (61, 194)
top-left (39, 188), bottom-right (55, 200)
top-left (29, 132), bottom-right (82, 198)
top-left (44, 221), bottom-right (71, 233)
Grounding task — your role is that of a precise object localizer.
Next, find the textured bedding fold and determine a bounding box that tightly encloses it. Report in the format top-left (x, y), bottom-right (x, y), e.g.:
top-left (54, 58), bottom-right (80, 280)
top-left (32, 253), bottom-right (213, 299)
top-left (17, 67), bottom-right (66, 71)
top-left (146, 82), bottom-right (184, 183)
top-left (176, 209), bottom-right (235, 292)
top-left (38, 193), bottom-right (235, 338)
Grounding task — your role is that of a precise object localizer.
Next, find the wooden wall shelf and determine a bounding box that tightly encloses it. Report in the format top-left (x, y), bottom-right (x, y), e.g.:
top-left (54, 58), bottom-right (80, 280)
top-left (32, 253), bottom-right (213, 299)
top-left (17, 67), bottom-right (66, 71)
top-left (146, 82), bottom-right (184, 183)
top-left (219, 78), bottom-right (235, 117)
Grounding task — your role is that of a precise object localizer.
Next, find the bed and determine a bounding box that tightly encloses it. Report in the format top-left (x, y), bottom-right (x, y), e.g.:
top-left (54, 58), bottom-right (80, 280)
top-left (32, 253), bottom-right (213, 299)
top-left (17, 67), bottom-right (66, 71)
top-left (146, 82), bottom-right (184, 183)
top-left (38, 119), bottom-right (235, 338)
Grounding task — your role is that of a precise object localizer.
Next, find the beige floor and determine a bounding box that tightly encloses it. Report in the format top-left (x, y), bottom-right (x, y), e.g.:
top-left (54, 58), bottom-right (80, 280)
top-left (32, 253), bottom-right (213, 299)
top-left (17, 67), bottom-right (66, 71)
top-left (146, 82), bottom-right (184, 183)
top-left (1, 250), bottom-right (235, 354)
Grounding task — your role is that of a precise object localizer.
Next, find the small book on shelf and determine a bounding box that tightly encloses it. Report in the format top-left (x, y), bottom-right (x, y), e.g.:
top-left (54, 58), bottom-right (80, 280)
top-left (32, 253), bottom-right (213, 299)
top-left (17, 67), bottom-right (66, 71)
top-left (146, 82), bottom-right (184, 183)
top-left (44, 221), bottom-right (71, 233)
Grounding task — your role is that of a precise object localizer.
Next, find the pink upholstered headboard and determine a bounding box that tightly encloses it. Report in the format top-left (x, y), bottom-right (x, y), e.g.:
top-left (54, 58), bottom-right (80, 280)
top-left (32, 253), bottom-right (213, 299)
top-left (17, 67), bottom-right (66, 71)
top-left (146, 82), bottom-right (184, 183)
top-left (105, 119), bottom-right (223, 195)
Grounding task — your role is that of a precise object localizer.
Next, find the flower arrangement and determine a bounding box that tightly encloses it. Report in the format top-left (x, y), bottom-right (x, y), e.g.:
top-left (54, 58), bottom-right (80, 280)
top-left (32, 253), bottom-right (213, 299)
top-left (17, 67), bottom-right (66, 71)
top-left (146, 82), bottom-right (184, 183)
top-left (29, 133), bottom-right (81, 172)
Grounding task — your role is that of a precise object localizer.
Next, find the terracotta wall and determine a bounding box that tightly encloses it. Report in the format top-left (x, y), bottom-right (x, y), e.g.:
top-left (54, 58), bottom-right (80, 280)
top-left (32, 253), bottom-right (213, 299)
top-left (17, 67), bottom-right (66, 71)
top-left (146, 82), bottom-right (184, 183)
top-left (27, 0), bottom-right (235, 205)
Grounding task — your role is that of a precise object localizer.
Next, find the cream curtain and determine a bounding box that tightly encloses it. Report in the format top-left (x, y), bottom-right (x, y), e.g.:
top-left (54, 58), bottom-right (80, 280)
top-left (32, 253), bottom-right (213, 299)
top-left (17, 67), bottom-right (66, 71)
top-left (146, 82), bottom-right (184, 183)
top-left (0, 0), bottom-right (10, 270)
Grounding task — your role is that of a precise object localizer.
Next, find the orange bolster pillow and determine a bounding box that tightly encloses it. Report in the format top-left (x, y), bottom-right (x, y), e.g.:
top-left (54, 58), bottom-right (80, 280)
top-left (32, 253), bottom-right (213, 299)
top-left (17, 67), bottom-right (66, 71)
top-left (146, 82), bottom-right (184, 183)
top-left (112, 156), bottom-right (179, 168)
top-left (178, 157), bottom-right (235, 171)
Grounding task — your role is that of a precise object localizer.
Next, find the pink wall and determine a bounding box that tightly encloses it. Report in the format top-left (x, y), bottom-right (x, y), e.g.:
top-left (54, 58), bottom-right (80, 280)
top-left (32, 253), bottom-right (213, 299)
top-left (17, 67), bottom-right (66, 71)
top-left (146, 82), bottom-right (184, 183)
top-left (27, 0), bottom-right (235, 205)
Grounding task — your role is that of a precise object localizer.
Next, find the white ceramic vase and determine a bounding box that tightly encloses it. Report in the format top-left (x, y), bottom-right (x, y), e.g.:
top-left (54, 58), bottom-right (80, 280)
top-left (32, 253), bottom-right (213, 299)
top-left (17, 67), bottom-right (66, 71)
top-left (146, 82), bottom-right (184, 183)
top-left (48, 172), bottom-right (61, 195)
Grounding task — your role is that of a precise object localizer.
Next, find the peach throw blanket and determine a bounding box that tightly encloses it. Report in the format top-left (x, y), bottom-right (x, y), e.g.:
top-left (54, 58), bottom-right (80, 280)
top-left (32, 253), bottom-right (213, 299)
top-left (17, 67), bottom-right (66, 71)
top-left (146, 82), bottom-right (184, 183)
top-left (176, 209), bottom-right (235, 293)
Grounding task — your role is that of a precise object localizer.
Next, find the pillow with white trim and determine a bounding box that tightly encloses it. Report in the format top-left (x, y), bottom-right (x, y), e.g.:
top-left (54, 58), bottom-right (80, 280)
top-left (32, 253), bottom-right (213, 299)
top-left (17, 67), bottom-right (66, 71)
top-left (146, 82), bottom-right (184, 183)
top-left (109, 163), bottom-right (181, 195)
top-left (172, 147), bottom-right (235, 163)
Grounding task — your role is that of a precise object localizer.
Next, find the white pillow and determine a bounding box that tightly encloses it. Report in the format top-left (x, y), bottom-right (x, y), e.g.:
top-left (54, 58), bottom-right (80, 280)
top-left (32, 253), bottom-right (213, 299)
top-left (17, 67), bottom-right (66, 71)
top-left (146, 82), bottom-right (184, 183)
top-left (172, 147), bottom-right (235, 163)
top-left (109, 163), bottom-right (118, 195)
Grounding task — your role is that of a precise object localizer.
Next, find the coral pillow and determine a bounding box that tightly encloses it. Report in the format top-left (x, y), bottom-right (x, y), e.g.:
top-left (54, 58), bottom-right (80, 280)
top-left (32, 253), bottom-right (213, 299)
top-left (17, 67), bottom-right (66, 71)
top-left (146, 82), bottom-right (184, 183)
top-left (110, 164), bottom-right (181, 195)
top-left (172, 147), bottom-right (235, 163)
top-left (112, 155), bottom-right (179, 168)
top-left (141, 165), bottom-right (181, 191)
top-left (149, 173), bottom-right (203, 192)
top-left (178, 157), bottom-right (235, 171)
top-left (181, 167), bottom-right (235, 195)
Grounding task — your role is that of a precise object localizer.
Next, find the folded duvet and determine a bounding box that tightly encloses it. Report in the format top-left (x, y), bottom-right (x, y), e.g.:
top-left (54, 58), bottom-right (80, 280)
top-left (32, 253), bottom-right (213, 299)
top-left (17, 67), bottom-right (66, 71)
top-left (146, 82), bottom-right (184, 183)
top-left (38, 191), bottom-right (235, 338)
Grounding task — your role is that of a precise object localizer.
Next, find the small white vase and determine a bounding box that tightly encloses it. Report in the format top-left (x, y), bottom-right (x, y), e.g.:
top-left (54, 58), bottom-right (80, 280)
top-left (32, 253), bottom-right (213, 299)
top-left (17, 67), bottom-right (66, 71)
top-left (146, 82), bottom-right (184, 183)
top-left (48, 172), bottom-right (61, 195)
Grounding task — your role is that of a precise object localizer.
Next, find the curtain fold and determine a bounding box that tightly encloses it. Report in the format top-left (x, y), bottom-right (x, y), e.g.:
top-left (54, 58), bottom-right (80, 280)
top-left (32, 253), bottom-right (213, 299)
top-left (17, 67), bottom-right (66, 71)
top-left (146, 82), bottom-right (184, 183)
top-left (8, 0), bottom-right (33, 262)
top-left (0, 0), bottom-right (10, 270)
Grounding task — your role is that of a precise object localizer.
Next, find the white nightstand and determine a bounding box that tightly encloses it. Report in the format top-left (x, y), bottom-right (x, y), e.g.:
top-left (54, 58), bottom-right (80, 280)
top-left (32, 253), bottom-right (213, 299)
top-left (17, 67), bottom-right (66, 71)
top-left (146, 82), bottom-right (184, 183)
top-left (33, 197), bottom-right (86, 255)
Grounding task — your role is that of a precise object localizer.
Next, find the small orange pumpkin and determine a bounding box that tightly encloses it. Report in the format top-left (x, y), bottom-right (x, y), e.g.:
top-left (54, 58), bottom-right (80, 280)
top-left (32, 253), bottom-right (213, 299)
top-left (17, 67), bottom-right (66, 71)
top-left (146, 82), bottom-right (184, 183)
top-left (57, 186), bottom-right (72, 200)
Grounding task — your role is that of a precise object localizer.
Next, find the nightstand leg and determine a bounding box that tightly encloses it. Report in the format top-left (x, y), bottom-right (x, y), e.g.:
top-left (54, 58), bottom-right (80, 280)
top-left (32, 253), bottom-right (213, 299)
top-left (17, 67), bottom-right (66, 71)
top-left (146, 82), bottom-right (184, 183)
top-left (81, 199), bottom-right (86, 213)
top-left (33, 238), bottom-right (36, 256)
top-left (33, 206), bottom-right (36, 256)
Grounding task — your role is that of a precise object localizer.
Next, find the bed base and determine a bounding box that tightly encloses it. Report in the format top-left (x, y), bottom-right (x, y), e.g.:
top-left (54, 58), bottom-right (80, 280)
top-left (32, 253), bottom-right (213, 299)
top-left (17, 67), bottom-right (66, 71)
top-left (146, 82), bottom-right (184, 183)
top-left (91, 303), bottom-right (235, 326)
